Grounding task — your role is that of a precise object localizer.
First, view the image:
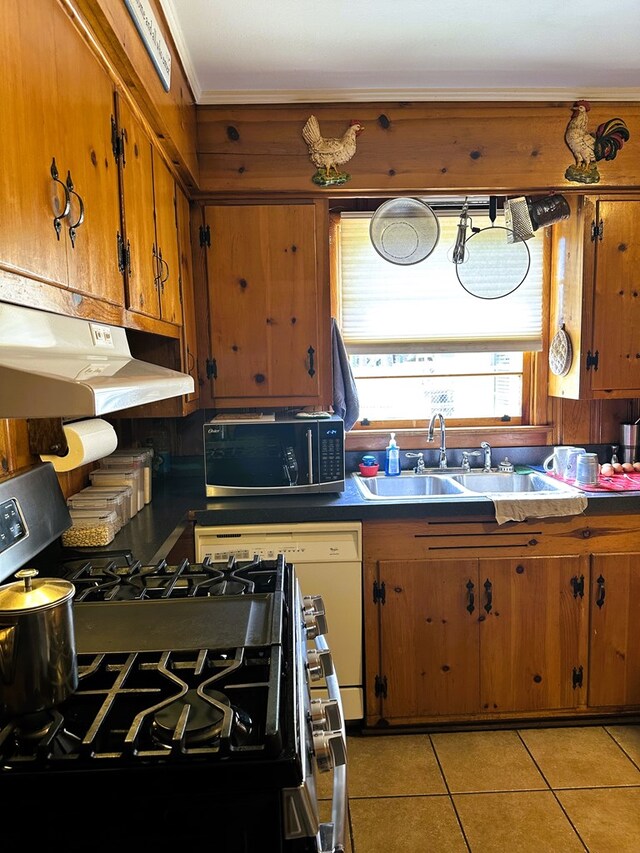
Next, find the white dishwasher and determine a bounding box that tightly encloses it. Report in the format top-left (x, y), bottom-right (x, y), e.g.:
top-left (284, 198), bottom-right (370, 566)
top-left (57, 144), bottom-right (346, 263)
top-left (194, 521), bottom-right (363, 721)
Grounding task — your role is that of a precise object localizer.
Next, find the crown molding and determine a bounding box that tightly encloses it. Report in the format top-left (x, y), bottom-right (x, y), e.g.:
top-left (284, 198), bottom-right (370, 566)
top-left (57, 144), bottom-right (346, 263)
top-left (196, 87), bottom-right (640, 106)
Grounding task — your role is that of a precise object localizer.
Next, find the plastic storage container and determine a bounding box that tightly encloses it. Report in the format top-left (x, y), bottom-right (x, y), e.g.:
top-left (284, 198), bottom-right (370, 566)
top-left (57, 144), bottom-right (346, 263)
top-left (61, 508), bottom-right (118, 548)
top-left (89, 470), bottom-right (139, 517)
top-left (384, 433), bottom-right (401, 476)
top-left (75, 485), bottom-right (133, 526)
top-left (67, 491), bottom-right (126, 532)
top-left (102, 449), bottom-right (152, 504)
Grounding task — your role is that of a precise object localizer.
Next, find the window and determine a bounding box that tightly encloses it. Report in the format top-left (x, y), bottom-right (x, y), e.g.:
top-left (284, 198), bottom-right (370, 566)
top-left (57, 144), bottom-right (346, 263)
top-left (334, 204), bottom-right (545, 426)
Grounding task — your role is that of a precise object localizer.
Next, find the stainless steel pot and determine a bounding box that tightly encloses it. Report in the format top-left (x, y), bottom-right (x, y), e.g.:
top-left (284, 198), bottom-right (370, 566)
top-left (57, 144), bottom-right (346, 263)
top-left (0, 568), bottom-right (77, 716)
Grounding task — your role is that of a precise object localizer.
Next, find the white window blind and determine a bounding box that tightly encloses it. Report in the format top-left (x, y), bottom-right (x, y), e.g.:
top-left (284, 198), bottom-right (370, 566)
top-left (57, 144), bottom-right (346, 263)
top-left (339, 211), bottom-right (543, 353)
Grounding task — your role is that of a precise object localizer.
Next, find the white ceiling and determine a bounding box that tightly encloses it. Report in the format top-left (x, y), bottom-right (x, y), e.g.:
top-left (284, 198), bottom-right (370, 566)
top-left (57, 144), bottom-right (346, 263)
top-left (159, 0), bottom-right (640, 105)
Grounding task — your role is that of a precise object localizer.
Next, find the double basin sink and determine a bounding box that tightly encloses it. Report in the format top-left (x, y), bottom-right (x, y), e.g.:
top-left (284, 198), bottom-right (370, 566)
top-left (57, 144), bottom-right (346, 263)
top-left (352, 469), bottom-right (579, 501)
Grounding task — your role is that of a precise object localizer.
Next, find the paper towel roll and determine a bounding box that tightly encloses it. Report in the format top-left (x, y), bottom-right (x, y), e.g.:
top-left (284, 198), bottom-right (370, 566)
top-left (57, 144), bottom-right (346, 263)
top-left (40, 419), bottom-right (118, 472)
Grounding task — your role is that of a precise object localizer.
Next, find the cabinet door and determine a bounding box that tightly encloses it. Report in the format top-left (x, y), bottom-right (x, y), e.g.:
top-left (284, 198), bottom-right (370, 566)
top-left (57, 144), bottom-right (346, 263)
top-left (479, 556), bottom-right (587, 713)
top-left (205, 204), bottom-right (322, 403)
top-left (152, 150), bottom-right (181, 324)
top-left (176, 187), bottom-right (199, 406)
top-left (1, 0), bottom-right (121, 307)
top-left (589, 199), bottom-right (640, 393)
top-left (588, 553), bottom-right (640, 707)
top-left (117, 97), bottom-right (157, 317)
top-left (377, 559), bottom-right (480, 720)
top-left (54, 6), bottom-right (122, 306)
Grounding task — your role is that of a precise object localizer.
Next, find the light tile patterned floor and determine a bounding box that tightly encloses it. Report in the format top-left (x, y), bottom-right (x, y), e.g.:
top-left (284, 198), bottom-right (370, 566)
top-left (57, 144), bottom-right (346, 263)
top-left (318, 724), bottom-right (640, 852)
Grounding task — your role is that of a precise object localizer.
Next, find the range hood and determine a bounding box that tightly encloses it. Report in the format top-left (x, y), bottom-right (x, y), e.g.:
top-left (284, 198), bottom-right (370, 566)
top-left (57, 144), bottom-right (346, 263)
top-left (0, 303), bottom-right (194, 418)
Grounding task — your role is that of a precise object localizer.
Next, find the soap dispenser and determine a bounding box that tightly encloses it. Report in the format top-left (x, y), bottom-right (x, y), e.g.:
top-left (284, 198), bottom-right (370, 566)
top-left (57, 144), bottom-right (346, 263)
top-left (385, 432), bottom-right (401, 476)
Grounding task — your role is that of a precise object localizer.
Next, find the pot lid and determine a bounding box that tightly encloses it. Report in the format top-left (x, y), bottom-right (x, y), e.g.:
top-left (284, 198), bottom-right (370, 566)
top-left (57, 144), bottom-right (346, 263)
top-left (0, 569), bottom-right (75, 613)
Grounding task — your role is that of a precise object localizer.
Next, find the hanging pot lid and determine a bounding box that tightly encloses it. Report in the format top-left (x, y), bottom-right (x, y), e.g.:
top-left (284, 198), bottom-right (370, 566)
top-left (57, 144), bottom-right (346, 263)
top-left (369, 197), bottom-right (440, 265)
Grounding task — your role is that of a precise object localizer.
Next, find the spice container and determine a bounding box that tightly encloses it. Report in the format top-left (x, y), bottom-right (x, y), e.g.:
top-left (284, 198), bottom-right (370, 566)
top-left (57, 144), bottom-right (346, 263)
top-left (61, 509), bottom-right (118, 547)
top-left (89, 470), bottom-right (139, 517)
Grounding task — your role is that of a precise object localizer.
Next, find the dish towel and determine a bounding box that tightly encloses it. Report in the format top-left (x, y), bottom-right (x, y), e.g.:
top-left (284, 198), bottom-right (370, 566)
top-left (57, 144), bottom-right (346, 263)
top-left (331, 318), bottom-right (359, 431)
top-left (491, 492), bottom-right (588, 526)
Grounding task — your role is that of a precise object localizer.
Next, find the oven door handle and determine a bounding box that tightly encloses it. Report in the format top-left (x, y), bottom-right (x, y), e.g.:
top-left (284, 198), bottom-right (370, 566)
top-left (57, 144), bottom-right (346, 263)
top-left (315, 633), bottom-right (348, 853)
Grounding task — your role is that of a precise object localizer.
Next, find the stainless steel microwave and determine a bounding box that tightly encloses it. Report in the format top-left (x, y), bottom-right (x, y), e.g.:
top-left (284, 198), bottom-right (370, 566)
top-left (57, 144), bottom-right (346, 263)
top-left (203, 416), bottom-right (345, 496)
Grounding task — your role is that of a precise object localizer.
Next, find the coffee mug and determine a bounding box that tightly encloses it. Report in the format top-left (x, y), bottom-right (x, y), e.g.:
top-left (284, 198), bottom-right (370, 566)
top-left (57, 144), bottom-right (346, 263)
top-left (543, 446), bottom-right (584, 478)
top-left (563, 447), bottom-right (587, 481)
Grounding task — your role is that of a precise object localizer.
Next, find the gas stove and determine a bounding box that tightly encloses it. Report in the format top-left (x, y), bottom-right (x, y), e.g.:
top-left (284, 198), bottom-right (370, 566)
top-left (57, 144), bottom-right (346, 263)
top-left (0, 466), bottom-right (347, 851)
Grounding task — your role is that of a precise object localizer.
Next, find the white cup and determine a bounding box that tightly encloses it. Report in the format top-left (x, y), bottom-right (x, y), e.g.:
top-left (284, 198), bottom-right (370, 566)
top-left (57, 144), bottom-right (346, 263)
top-left (543, 446), bottom-right (584, 478)
top-left (563, 447), bottom-right (587, 480)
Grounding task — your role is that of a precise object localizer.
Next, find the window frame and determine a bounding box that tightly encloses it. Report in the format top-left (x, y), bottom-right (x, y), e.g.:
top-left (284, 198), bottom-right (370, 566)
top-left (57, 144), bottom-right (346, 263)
top-left (328, 203), bottom-right (552, 449)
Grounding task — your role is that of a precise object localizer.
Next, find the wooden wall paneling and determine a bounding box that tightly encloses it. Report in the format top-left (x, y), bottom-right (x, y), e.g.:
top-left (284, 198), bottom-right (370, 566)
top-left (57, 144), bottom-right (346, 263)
top-left (196, 103), bottom-right (640, 195)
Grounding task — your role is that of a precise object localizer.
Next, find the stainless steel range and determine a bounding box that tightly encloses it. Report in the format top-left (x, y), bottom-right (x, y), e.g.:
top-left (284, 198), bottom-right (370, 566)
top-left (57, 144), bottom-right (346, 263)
top-left (0, 465), bottom-right (347, 851)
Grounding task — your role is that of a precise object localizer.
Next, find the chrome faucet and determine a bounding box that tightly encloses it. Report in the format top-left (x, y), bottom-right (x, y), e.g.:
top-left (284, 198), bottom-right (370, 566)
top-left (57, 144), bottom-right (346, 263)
top-left (427, 412), bottom-right (447, 468)
top-left (481, 441), bottom-right (492, 472)
top-left (461, 450), bottom-right (482, 472)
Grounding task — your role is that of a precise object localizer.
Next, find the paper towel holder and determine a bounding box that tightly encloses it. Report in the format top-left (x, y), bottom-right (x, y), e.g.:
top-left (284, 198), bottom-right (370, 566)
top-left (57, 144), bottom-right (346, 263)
top-left (27, 418), bottom-right (69, 457)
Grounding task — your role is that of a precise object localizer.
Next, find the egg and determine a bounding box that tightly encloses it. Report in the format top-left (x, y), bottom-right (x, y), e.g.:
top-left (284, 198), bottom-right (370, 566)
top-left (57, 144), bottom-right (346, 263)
top-left (601, 463), bottom-right (614, 476)
top-left (622, 462), bottom-right (635, 473)
top-left (612, 462), bottom-right (624, 473)
top-left (634, 462), bottom-right (640, 473)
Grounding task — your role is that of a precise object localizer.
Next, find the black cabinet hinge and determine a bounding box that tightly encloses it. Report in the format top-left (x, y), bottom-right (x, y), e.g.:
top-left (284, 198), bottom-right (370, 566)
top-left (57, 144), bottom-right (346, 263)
top-left (571, 575), bottom-right (585, 598)
top-left (206, 358), bottom-right (217, 380)
top-left (111, 115), bottom-right (123, 163)
top-left (200, 224), bottom-right (211, 248)
top-left (373, 580), bottom-right (386, 605)
top-left (572, 665), bottom-right (584, 689)
top-left (374, 674), bottom-right (388, 698)
top-left (591, 219), bottom-right (604, 241)
top-left (586, 350), bottom-right (599, 371)
top-left (116, 232), bottom-right (130, 276)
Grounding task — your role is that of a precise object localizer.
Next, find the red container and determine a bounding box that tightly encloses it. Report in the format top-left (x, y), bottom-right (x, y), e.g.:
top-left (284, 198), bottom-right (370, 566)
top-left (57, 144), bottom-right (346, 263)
top-left (359, 463), bottom-right (379, 477)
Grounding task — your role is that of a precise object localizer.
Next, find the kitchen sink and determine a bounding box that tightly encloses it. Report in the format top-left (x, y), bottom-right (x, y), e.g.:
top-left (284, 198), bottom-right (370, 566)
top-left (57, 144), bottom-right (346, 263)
top-left (352, 469), bottom-right (579, 501)
top-left (449, 471), bottom-right (571, 493)
top-left (352, 472), bottom-right (469, 500)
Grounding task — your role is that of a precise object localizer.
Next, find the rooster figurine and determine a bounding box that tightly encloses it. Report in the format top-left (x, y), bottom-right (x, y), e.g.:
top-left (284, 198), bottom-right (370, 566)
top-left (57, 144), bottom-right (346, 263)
top-left (302, 115), bottom-right (364, 186)
top-left (564, 100), bottom-right (630, 184)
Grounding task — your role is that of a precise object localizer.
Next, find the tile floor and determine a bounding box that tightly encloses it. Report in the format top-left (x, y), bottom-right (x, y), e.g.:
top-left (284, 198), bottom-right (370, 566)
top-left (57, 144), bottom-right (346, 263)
top-left (318, 724), bottom-right (640, 852)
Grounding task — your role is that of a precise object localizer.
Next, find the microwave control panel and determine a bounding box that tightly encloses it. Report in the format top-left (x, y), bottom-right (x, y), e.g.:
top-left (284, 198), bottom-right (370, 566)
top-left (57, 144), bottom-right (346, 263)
top-left (319, 424), bottom-right (344, 482)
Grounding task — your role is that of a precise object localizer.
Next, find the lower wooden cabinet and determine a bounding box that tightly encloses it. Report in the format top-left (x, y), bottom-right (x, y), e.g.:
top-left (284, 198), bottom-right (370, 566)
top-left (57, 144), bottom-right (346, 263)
top-left (588, 553), bottom-right (640, 708)
top-left (363, 516), bottom-right (640, 728)
top-left (373, 555), bottom-right (587, 725)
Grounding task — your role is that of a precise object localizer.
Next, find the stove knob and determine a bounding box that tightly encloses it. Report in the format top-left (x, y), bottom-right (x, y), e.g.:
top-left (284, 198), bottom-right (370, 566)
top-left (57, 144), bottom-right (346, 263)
top-left (306, 648), bottom-right (334, 681)
top-left (312, 730), bottom-right (347, 773)
top-left (303, 594), bottom-right (329, 638)
top-left (309, 697), bottom-right (342, 732)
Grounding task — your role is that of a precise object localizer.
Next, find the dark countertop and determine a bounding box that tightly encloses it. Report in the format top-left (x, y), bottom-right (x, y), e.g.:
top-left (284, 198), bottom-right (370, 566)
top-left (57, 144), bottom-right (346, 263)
top-left (109, 470), bottom-right (640, 564)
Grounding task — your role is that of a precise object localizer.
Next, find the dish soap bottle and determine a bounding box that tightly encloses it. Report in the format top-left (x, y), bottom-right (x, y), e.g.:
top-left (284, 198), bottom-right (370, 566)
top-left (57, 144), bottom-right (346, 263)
top-left (385, 432), bottom-right (401, 476)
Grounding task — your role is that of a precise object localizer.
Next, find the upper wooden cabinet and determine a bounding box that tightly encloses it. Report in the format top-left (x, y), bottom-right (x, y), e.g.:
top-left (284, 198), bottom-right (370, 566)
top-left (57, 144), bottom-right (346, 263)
top-left (117, 96), bottom-right (181, 325)
top-left (549, 195), bottom-right (640, 399)
top-left (202, 202), bottom-right (331, 408)
top-left (0, 0), bottom-right (123, 307)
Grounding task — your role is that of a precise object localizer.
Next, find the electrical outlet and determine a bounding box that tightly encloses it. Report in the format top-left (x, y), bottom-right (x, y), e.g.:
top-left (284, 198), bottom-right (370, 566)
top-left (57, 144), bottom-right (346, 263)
top-left (89, 322), bottom-right (114, 348)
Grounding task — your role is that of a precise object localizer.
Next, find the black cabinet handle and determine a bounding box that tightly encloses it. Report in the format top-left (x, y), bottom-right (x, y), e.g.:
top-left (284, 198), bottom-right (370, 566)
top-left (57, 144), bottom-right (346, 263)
top-left (65, 171), bottom-right (84, 248)
top-left (466, 579), bottom-right (475, 614)
top-left (50, 158), bottom-right (70, 240)
top-left (596, 574), bottom-right (606, 608)
top-left (307, 345), bottom-right (316, 377)
top-left (484, 578), bottom-right (493, 613)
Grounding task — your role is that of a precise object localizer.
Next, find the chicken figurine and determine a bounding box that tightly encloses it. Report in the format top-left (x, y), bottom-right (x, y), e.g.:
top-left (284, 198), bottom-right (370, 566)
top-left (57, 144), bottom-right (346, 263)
top-left (302, 115), bottom-right (364, 186)
top-left (564, 100), bottom-right (630, 184)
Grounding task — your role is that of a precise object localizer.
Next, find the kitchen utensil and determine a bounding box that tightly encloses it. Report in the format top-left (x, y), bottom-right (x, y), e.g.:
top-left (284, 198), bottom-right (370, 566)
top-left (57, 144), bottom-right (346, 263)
top-left (369, 197), bottom-right (440, 265)
top-left (564, 447), bottom-right (587, 481)
top-left (0, 568), bottom-right (77, 716)
top-left (549, 324), bottom-right (573, 376)
top-left (455, 196), bottom-right (531, 299)
top-left (504, 194), bottom-right (570, 243)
